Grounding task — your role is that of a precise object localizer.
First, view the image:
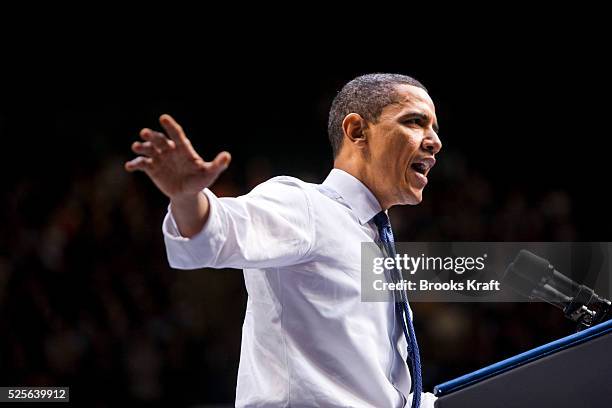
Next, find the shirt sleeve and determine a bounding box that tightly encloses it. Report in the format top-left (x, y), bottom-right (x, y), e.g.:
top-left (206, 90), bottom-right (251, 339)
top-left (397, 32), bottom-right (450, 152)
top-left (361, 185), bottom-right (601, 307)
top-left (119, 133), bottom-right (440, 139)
top-left (162, 176), bottom-right (315, 270)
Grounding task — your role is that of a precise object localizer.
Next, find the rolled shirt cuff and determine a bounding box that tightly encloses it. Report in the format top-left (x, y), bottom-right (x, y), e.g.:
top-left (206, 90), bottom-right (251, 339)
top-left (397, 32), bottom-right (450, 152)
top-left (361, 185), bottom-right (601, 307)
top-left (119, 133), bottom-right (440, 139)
top-left (162, 188), bottom-right (224, 269)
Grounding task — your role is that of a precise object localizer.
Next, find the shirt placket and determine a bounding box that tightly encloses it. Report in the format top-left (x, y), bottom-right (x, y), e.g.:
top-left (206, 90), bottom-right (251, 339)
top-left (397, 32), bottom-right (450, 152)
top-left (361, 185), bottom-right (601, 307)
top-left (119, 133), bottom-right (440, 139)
top-left (377, 229), bottom-right (409, 407)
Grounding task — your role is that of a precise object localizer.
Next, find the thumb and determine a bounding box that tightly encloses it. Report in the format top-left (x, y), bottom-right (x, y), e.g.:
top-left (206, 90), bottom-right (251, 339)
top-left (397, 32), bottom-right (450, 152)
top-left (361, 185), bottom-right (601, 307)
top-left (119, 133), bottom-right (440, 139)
top-left (210, 151), bottom-right (232, 172)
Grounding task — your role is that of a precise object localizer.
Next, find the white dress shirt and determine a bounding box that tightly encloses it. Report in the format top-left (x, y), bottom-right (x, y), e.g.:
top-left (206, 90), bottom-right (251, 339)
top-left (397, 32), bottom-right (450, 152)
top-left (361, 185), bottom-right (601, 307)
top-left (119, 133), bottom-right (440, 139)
top-left (163, 168), bottom-right (436, 407)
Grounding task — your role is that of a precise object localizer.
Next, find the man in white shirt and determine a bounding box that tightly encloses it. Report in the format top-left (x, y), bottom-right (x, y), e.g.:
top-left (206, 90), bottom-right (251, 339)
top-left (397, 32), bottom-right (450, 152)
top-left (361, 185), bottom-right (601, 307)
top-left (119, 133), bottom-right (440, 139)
top-left (125, 73), bottom-right (442, 407)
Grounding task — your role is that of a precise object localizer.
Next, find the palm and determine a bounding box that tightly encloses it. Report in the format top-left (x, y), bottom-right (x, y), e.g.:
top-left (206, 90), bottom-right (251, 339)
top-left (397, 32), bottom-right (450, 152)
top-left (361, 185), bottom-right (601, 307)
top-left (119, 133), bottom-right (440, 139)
top-left (125, 114), bottom-right (230, 199)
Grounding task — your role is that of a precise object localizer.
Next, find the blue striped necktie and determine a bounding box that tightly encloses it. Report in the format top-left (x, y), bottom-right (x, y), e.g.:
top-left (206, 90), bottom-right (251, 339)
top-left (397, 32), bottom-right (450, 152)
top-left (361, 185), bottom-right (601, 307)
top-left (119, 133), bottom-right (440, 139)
top-left (372, 211), bottom-right (422, 408)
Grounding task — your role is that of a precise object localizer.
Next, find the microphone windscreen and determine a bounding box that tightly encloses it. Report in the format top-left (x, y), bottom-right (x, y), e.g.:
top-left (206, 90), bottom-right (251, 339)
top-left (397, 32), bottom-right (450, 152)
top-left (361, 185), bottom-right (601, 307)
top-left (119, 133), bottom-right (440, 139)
top-left (511, 250), bottom-right (553, 285)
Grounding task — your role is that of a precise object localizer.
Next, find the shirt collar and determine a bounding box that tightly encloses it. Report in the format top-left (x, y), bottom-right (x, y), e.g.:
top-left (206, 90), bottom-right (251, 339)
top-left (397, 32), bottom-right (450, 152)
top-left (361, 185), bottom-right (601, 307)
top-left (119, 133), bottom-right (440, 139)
top-left (322, 168), bottom-right (383, 225)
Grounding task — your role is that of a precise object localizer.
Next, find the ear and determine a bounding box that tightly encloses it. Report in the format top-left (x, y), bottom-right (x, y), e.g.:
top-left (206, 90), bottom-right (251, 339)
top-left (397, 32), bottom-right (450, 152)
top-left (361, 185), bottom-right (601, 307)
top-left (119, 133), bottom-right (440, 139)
top-left (341, 113), bottom-right (368, 148)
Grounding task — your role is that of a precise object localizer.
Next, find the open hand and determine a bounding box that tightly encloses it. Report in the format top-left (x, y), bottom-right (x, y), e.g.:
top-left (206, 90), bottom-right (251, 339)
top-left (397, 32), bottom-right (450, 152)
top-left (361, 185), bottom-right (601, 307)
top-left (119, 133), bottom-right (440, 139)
top-left (125, 114), bottom-right (231, 200)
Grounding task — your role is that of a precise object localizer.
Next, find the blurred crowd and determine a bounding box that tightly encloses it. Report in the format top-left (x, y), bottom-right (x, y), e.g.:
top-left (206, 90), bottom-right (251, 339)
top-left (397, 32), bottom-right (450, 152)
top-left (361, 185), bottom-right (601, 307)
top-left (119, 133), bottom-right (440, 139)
top-left (0, 146), bottom-right (578, 406)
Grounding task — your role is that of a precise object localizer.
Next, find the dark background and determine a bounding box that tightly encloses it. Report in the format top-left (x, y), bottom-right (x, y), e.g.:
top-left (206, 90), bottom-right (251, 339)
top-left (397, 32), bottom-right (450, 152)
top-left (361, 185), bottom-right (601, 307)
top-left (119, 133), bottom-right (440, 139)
top-left (0, 25), bottom-right (610, 406)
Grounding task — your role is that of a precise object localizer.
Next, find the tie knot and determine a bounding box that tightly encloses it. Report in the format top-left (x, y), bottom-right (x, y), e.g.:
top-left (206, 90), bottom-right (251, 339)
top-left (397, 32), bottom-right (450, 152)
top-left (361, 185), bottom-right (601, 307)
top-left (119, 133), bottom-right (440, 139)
top-left (372, 211), bottom-right (391, 231)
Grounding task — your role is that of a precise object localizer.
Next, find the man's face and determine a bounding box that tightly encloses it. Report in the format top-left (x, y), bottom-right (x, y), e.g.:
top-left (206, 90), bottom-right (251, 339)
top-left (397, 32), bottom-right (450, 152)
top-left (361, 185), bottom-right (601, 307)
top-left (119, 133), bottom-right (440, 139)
top-left (366, 84), bottom-right (441, 206)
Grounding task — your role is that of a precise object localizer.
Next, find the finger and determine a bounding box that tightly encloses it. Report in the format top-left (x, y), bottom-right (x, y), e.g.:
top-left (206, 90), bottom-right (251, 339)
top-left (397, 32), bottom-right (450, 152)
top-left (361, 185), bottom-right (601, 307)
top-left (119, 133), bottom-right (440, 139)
top-left (132, 141), bottom-right (159, 157)
top-left (124, 156), bottom-right (153, 172)
top-left (140, 128), bottom-right (171, 151)
top-left (159, 114), bottom-right (188, 144)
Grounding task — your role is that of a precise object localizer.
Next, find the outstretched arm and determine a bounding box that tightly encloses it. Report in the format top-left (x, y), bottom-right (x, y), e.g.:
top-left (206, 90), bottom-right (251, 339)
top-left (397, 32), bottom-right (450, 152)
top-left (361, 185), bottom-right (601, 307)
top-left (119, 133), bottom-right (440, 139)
top-left (126, 114), bottom-right (314, 270)
top-left (125, 114), bottom-right (231, 237)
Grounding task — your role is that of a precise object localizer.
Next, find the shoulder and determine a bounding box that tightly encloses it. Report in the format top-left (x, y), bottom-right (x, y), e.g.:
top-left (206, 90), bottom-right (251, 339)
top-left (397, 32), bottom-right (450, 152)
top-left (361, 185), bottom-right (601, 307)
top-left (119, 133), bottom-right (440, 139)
top-left (254, 175), bottom-right (311, 189)
top-left (249, 175), bottom-right (317, 198)
top-left (239, 175), bottom-right (317, 208)
top-left (244, 176), bottom-right (319, 217)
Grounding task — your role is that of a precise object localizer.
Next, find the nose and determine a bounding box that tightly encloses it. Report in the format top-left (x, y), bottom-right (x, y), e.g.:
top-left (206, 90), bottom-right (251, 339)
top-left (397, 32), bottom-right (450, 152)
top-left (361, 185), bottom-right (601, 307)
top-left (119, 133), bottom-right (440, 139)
top-left (422, 130), bottom-right (442, 155)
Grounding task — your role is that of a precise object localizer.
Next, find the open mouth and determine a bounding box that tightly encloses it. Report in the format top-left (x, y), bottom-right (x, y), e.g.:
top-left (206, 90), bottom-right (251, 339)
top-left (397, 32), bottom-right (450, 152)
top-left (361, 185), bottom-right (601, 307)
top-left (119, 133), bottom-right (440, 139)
top-left (408, 157), bottom-right (436, 188)
top-left (410, 157), bottom-right (435, 175)
top-left (410, 162), bottom-right (427, 175)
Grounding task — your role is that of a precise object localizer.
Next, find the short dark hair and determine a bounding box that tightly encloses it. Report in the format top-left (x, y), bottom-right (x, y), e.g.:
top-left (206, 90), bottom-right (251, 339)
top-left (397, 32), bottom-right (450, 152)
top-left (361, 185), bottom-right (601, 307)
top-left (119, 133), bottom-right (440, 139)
top-left (327, 73), bottom-right (427, 157)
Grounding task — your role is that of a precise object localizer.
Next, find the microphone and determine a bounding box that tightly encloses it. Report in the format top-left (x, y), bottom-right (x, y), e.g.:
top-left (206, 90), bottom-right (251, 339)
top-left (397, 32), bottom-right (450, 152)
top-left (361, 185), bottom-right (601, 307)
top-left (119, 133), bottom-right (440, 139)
top-left (503, 249), bottom-right (611, 330)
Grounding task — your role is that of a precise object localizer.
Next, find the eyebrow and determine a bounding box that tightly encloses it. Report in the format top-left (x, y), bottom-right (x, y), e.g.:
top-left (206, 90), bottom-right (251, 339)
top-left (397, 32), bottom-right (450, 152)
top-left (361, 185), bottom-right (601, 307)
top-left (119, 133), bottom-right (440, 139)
top-left (400, 111), bottom-right (440, 133)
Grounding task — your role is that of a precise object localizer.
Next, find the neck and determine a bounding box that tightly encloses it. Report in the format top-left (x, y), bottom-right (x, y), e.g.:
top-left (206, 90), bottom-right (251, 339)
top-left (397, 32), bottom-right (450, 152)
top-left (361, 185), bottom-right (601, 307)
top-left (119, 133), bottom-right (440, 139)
top-left (333, 158), bottom-right (395, 210)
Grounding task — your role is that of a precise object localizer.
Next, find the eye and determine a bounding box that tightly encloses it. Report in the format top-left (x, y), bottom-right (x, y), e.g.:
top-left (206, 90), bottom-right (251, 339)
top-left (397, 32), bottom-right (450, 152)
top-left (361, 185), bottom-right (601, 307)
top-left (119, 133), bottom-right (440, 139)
top-left (403, 118), bottom-right (421, 126)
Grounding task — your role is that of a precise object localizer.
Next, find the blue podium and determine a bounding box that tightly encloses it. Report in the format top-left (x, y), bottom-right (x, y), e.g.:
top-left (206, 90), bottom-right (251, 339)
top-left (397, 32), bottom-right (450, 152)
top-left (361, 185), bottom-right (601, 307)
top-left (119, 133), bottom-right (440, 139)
top-left (434, 319), bottom-right (612, 407)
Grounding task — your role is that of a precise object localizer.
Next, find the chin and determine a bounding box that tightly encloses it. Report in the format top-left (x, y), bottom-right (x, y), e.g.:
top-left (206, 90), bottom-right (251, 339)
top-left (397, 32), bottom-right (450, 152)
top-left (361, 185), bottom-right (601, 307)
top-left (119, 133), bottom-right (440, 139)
top-left (408, 197), bottom-right (423, 205)
top-left (403, 189), bottom-right (423, 205)
top-left (401, 177), bottom-right (425, 205)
